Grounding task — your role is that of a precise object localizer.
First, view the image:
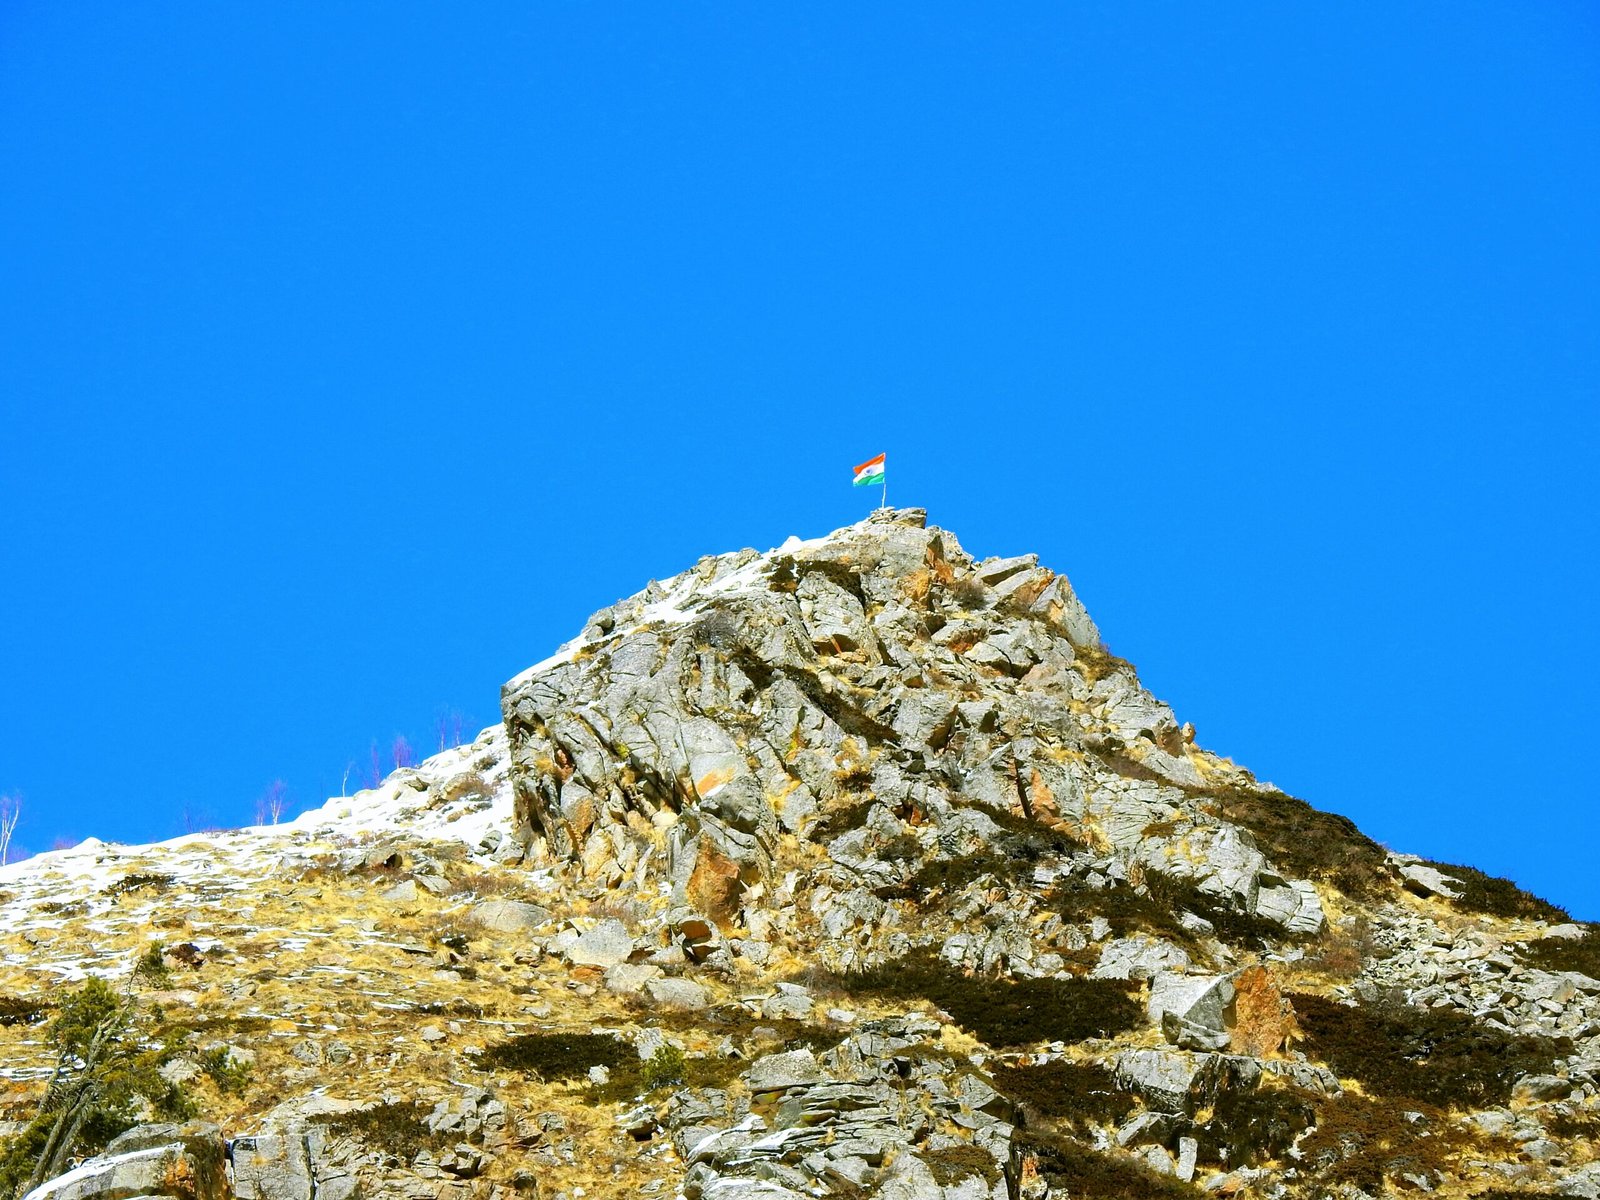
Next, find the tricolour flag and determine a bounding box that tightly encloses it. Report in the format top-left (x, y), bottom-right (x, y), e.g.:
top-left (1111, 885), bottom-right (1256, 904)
top-left (852, 452), bottom-right (886, 487)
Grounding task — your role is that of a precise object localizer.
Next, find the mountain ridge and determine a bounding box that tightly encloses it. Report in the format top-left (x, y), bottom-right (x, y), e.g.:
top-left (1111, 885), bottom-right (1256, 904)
top-left (1, 509), bottom-right (1596, 1200)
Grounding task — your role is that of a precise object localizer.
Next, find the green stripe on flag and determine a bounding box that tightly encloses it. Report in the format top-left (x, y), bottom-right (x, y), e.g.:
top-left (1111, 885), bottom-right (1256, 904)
top-left (853, 471), bottom-right (884, 487)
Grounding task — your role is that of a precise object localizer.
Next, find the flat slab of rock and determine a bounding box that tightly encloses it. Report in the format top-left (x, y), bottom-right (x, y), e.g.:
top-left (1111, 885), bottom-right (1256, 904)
top-left (471, 899), bottom-right (552, 932)
top-left (566, 918), bottom-right (635, 967)
top-left (743, 1048), bottom-right (824, 1093)
top-left (644, 977), bottom-right (710, 1011)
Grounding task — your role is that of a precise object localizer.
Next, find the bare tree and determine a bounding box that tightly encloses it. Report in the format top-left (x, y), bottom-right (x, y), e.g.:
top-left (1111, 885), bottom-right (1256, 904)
top-left (392, 735), bottom-right (415, 770)
top-left (0, 793), bottom-right (19, 866)
top-left (254, 780), bottom-right (288, 826)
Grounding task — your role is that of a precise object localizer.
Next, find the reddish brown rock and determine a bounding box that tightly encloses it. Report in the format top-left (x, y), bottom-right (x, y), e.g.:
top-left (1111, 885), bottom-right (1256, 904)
top-left (686, 838), bottom-right (742, 931)
top-left (1228, 964), bottom-right (1294, 1057)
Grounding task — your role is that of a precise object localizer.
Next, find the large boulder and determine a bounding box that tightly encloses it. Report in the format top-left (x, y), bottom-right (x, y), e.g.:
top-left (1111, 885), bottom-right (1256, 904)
top-left (24, 1123), bottom-right (225, 1200)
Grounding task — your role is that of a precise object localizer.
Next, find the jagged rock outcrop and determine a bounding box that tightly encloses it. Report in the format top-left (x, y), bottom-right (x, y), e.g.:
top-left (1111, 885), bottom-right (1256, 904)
top-left (3, 510), bottom-right (1597, 1200)
top-left (502, 508), bottom-right (1323, 955)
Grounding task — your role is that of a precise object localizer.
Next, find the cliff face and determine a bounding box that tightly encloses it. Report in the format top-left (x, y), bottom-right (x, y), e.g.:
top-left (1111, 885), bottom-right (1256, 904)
top-left (501, 506), bottom-right (1323, 956)
top-left (1, 511), bottom-right (1597, 1200)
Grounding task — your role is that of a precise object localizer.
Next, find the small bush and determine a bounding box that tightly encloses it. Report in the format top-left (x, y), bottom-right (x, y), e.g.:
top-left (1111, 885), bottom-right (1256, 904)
top-left (1191, 1086), bottom-right (1315, 1166)
top-left (1016, 1130), bottom-right (1200, 1198)
top-left (990, 1059), bottom-right (1133, 1131)
top-left (1300, 916), bottom-right (1381, 981)
top-left (413, 999), bottom-right (488, 1018)
top-left (310, 1102), bottom-right (445, 1159)
top-left (1418, 861), bottom-right (1570, 923)
top-left (0, 980), bottom-right (194, 1200)
top-left (106, 872), bottom-right (175, 898)
top-left (1073, 644), bottom-right (1135, 686)
top-left (811, 800), bottom-right (876, 841)
top-left (0, 996), bottom-right (50, 1027)
top-left (1298, 1095), bottom-right (1488, 1193)
top-left (134, 944), bottom-right (172, 988)
top-left (1546, 1109), bottom-right (1600, 1141)
top-left (843, 952), bottom-right (1142, 1047)
top-left (1145, 873), bottom-right (1303, 949)
top-left (197, 1046), bottom-right (250, 1095)
top-left (472, 1031), bottom-right (632, 1079)
top-left (1291, 992), bottom-right (1570, 1108)
top-left (1203, 785), bottom-right (1391, 899)
top-left (640, 1043), bottom-right (687, 1092)
top-left (1519, 927), bottom-right (1600, 979)
top-left (923, 1144), bottom-right (1000, 1186)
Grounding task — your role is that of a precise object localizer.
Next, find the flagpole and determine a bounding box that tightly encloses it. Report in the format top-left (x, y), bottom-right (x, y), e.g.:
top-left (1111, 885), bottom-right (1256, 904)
top-left (881, 475), bottom-right (887, 510)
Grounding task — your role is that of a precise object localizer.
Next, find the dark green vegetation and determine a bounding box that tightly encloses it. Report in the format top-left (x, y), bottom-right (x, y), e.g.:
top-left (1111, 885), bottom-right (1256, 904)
top-left (472, 1031), bottom-right (633, 1079)
top-left (1418, 861), bottom-right (1570, 922)
top-left (1015, 1130), bottom-right (1200, 1199)
top-left (1520, 927), bottom-right (1600, 977)
top-left (645, 997), bottom-right (849, 1056)
top-left (134, 943), bottom-right (172, 988)
top-left (309, 1102), bottom-right (447, 1160)
top-left (413, 999), bottom-right (489, 1018)
top-left (1291, 992), bottom-right (1570, 1108)
top-left (639, 1043), bottom-right (687, 1091)
top-left (989, 1059), bottom-right (1133, 1132)
top-left (0, 980), bottom-right (195, 1200)
top-left (197, 1046), bottom-right (250, 1095)
top-left (1190, 1086), bottom-right (1315, 1167)
top-left (0, 996), bottom-right (49, 1027)
top-left (104, 872), bottom-right (175, 897)
top-left (923, 1144), bottom-right (1000, 1186)
top-left (1049, 869), bottom-right (1300, 955)
top-left (1202, 785), bottom-right (1392, 899)
top-left (1545, 1109), bottom-right (1600, 1141)
top-left (874, 808), bottom-right (1082, 902)
top-left (471, 1029), bottom-right (739, 1101)
top-left (1298, 1096), bottom-right (1490, 1193)
top-left (873, 802), bottom-right (1296, 952)
top-left (843, 952), bottom-right (1142, 1046)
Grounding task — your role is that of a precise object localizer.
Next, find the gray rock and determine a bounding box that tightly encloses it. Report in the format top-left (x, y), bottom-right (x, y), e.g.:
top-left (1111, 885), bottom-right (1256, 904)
top-left (1545, 923), bottom-right (1590, 940)
top-left (1512, 1074), bottom-right (1572, 1102)
top-left (24, 1145), bottom-right (189, 1200)
top-left (1400, 863), bottom-right (1465, 899)
top-left (1114, 1049), bottom-right (1209, 1113)
top-left (1092, 935), bottom-right (1191, 981)
top-left (605, 961), bottom-right (664, 995)
top-left (27, 1122), bottom-right (225, 1200)
top-left (470, 899), bottom-right (552, 932)
top-left (743, 1049), bottom-right (823, 1094)
top-left (1149, 972), bottom-right (1233, 1034)
top-left (380, 879), bottom-right (419, 904)
top-left (1176, 1136), bottom-right (1198, 1182)
top-left (761, 984), bottom-right (814, 1021)
top-left (230, 1128), bottom-right (313, 1200)
top-left (565, 918), bottom-right (635, 967)
top-left (644, 977), bottom-right (710, 1011)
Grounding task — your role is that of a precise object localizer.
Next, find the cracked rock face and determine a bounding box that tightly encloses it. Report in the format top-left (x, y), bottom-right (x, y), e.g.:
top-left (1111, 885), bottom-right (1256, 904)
top-left (8, 510), bottom-right (1598, 1200)
top-left (501, 508), bottom-right (1322, 940)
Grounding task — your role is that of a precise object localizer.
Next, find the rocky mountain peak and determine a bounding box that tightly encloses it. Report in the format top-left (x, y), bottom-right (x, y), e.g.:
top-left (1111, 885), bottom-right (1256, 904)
top-left (502, 506), bottom-right (1322, 953)
top-left (2, 513), bottom-right (1596, 1200)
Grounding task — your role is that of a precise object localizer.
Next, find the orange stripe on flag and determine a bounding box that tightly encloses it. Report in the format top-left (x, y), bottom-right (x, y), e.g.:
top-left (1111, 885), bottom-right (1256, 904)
top-left (854, 453), bottom-right (885, 474)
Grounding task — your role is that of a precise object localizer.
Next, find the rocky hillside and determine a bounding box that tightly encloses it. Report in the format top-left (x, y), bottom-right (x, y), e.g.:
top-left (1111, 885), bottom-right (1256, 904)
top-left (2, 508), bottom-right (1597, 1200)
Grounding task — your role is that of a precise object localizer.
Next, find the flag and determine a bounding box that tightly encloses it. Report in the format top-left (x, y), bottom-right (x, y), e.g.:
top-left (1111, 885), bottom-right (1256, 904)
top-left (852, 452), bottom-right (886, 487)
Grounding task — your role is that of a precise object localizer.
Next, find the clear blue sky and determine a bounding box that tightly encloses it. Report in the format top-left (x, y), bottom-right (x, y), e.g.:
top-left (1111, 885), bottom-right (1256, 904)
top-left (2, 5), bottom-right (1595, 917)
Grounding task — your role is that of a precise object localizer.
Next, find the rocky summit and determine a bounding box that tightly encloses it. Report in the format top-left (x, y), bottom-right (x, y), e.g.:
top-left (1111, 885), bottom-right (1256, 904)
top-left (2, 509), bottom-right (1597, 1200)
